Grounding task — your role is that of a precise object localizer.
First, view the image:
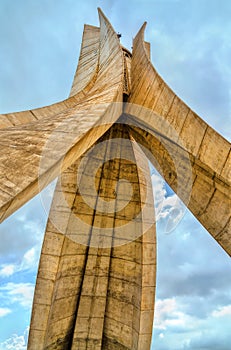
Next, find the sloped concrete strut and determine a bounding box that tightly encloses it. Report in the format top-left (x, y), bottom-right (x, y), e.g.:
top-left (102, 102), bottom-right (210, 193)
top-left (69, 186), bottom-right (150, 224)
top-left (0, 7), bottom-right (230, 350)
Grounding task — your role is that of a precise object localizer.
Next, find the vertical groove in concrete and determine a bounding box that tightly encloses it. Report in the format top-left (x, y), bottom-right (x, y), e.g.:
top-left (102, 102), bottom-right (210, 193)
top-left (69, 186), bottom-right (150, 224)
top-left (29, 122), bottom-right (156, 350)
top-left (71, 126), bottom-right (119, 349)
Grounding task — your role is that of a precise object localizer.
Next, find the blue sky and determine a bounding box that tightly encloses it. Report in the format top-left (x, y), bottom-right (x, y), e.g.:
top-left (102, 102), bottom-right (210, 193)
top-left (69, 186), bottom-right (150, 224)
top-left (0, 0), bottom-right (230, 349)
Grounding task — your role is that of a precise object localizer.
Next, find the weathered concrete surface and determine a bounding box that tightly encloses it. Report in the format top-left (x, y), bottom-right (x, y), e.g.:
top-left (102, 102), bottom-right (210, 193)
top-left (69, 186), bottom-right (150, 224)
top-left (28, 123), bottom-right (156, 349)
top-left (0, 7), bottom-right (230, 350)
top-left (125, 23), bottom-right (231, 256)
top-left (69, 24), bottom-right (100, 98)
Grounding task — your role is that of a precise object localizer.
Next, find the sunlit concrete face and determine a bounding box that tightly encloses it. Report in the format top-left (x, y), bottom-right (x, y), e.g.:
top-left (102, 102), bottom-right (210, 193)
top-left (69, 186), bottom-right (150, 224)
top-left (0, 7), bottom-right (230, 350)
top-left (29, 122), bottom-right (156, 350)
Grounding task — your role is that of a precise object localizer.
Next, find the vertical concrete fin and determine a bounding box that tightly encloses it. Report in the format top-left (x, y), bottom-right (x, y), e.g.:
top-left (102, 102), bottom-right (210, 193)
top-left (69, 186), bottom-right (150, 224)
top-left (69, 24), bottom-right (100, 98)
top-left (125, 23), bottom-right (231, 256)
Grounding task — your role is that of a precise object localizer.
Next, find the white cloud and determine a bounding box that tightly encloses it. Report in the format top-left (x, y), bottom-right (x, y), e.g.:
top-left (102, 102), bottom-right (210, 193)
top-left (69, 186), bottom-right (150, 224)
top-left (154, 298), bottom-right (177, 330)
top-left (0, 283), bottom-right (34, 309)
top-left (151, 171), bottom-right (186, 233)
top-left (0, 265), bottom-right (16, 277)
top-left (0, 308), bottom-right (11, 318)
top-left (151, 173), bottom-right (167, 206)
top-left (0, 245), bottom-right (39, 279)
top-left (212, 305), bottom-right (231, 318)
top-left (153, 296), bottom-right (231, 349)
top-left (154, 298), bottom-right (198, 331)
top-left (20, 247), bottom-right (37, 270)
top-left (0, 185), bottom-right (51, 265)
top-left (0, 327), bottom-right (28, 350)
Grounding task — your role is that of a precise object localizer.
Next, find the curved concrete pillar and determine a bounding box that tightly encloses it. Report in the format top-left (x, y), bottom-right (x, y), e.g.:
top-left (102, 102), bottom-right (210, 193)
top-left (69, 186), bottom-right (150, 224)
top-left (125, 23), bottom-right (230, 256)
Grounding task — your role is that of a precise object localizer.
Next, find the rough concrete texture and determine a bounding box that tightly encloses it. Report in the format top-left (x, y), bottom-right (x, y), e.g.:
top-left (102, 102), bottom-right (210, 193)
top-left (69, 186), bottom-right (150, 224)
top-left (28, 123), bottom-right (156, 349)
top-left (0, 7), bottom-right (230, 350)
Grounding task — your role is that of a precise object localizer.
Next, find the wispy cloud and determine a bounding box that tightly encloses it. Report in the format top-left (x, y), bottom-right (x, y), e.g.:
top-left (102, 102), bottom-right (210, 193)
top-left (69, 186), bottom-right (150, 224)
top-left (153, 296), bottom-right (231, 349)
top-left (154, 298), bottom-right (197, 331)
top-left (0, 327), bottom-right (28, 350)
top-left (0, 246), bottom-right (38, 278)
top-left (0, 183), bottom-right (55, 272)
top-left (212, 304), bottom-right (231, 318)
top-left (0, 283), bottom-right (34, 309)
top-left (0, 308), bottom-right (11, 318)
top-left (151, 170), bottom-right (186, 233)
top-left (0, 265), bottom-right (16, 278)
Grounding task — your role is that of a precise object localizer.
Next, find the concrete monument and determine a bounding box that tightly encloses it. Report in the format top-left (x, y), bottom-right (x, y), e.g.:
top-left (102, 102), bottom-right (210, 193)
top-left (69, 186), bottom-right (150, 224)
top-left (0, 8), bottom-right (230, 350)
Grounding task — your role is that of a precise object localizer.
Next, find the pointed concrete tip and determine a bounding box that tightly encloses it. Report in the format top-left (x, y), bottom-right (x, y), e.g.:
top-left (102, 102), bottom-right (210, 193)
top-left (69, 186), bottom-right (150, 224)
top-left (97, 7), bottom-right (118, 37)
top-left (97, 7), bottom-right (104, 17)
top-left (133, 21), bottom-right (147, 43)
top-left (140, 21), bottom-right (147, 33)
top-left (97, 7), bottom-right (107, 22)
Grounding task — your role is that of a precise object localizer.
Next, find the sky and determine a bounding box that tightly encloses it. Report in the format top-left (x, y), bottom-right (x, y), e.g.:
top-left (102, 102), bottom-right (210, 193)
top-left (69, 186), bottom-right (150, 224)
top-left (0, 0), bottom-right (230, 349)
